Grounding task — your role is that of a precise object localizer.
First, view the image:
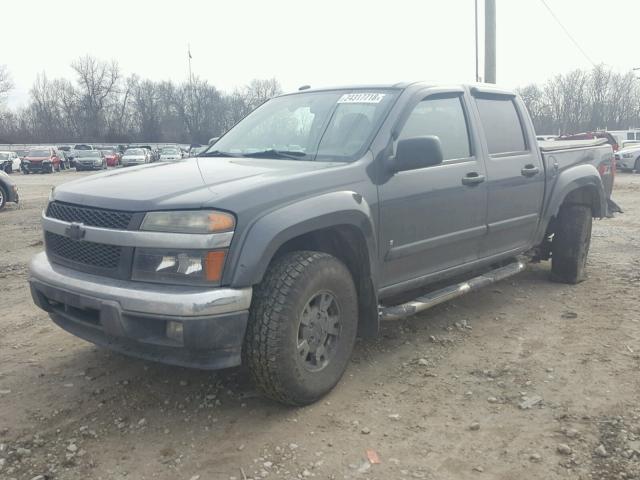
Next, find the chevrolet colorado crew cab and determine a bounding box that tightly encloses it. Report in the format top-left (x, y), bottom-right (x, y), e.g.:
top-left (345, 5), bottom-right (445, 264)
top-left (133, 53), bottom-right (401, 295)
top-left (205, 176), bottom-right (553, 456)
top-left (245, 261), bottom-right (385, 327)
top-left (29, 83), bottom-right (610, 405)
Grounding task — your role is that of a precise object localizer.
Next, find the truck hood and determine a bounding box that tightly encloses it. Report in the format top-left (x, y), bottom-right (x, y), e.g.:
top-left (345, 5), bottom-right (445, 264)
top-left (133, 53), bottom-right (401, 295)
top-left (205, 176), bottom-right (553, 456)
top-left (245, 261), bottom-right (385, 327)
top-left (51, 156), bottom-right (345, 212)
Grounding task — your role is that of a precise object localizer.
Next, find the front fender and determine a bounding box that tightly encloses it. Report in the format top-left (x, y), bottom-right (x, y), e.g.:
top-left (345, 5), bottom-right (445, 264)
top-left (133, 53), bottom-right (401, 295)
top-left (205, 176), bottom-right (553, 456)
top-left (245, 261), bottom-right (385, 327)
top-left (228, 191), bottom-right (377, 287)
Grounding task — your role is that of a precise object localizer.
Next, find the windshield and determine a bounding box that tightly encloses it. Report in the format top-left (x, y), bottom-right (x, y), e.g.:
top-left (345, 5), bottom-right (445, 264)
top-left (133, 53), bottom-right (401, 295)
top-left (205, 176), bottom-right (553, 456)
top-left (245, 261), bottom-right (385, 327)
top-left (125, 149), bottom-right (144, 155)
top-left (101, 149), bottom-right (115, 154)
top-left (74, 145), bottom-right (92, 150)
top-left (28, 149), bottom-right (50, 157)
top-left (77, 151), bottom-right (100, 158)
top-left (0, 153), bottom-right (9, 160)
top-left (161, 147), bottom-right (179, 154)
top-left (203, 90), bottom-right (398, 161)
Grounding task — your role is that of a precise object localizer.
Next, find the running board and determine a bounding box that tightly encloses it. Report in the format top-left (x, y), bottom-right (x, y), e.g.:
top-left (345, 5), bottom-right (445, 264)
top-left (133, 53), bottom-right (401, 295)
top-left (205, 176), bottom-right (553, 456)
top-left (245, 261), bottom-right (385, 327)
top-left (379, 259), bottom-right (527, 321)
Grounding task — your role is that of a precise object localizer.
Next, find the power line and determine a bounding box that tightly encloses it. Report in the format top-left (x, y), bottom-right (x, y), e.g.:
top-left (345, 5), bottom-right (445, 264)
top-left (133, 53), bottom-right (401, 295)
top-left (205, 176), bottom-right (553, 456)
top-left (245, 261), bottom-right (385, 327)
top-left (539, 0), bottom-right (596, 67)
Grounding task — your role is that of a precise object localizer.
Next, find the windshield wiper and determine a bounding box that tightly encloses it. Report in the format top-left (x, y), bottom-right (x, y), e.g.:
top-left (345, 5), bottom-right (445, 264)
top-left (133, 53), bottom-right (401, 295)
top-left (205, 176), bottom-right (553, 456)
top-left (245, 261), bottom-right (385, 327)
top-left (239, 149), bottom-right (308, 160)
top-left (198, 150), bottom-right (238, 157)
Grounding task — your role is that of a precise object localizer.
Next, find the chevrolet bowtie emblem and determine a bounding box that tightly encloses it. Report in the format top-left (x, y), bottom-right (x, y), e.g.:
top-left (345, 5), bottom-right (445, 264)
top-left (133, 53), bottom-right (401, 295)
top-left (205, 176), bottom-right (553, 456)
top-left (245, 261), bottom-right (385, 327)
top-left (65, 222), bottom-right (86, 241)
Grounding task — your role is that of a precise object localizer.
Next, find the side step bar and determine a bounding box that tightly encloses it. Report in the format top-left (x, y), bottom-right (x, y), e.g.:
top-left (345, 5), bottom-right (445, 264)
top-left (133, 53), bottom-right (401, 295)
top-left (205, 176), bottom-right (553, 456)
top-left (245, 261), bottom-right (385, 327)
top-left (379, 259), bottom-right (527, 321)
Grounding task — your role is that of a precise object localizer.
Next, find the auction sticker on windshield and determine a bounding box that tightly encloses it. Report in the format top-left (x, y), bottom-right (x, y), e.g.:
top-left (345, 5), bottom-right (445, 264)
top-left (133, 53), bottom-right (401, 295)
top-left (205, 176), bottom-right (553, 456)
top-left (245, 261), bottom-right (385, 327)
top-left (337, 93), bottom-right (386, 104)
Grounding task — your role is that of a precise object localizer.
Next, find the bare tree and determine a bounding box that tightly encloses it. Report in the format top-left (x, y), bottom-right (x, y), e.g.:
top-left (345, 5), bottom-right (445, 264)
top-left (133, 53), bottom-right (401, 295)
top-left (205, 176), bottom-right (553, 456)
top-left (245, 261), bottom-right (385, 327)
top-left (71, 55), bottom-right (120, 139)
top-left (0, 65), bottom-right (13, 102)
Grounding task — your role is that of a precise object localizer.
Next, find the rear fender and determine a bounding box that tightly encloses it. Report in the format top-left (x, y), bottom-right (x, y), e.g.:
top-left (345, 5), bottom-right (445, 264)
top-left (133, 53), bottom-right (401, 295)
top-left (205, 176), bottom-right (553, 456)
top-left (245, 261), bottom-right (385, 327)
top-left (535, 164), bottom-right (606, 244)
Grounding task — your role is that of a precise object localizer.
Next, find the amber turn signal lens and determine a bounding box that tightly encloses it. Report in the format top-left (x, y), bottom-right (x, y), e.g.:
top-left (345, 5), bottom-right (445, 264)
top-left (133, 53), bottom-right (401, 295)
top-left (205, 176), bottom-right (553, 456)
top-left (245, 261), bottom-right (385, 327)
top-left (208, 212), bottom-right (235, 232)
top-left (204, 250), bottom-right (226, 282)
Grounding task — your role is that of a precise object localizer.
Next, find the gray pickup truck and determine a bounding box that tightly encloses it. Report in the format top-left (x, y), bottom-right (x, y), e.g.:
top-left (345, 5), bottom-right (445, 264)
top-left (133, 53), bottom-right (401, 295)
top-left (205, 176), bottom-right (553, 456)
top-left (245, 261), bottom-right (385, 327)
top-left (29, 83), bottom-right (611, 405)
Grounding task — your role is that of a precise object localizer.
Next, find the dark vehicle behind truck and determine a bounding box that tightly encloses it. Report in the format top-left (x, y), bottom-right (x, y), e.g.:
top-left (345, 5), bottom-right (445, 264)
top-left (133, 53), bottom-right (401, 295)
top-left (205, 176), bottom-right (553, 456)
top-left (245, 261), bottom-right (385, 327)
top-left (30, 83), bottom-right (611, 405)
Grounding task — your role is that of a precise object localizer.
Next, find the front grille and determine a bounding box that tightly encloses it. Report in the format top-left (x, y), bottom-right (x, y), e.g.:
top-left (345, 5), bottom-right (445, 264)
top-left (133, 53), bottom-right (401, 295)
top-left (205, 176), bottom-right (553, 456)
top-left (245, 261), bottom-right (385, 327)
top-left (46, 201), bottom-right (133, 230)
top-left (45, 232), bottom-right (121, 269)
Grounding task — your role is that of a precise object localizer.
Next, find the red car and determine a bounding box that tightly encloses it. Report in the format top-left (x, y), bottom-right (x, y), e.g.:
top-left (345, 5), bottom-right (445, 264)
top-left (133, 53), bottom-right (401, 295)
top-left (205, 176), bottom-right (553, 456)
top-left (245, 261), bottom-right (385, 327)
top-left (100, 148), bottom-right (121, 167)
top-left (22, 147), bottom-right (63, 174)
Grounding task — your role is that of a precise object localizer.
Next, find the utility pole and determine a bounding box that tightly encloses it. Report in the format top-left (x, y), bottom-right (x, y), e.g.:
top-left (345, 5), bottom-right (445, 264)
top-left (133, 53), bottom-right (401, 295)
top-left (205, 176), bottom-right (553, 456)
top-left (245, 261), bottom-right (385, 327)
top-left (484, 0), bottom-right (496, 84)
top-left (188, 44), bottom-right (193, 86)
top-left (475, 0), bottom-right (480, 82)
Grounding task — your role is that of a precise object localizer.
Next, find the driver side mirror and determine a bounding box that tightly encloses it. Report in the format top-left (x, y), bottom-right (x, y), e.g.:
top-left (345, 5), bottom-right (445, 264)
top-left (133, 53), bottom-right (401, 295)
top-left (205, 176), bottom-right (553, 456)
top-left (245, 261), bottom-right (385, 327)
top-left (394, 136), bottom-right (444, 172)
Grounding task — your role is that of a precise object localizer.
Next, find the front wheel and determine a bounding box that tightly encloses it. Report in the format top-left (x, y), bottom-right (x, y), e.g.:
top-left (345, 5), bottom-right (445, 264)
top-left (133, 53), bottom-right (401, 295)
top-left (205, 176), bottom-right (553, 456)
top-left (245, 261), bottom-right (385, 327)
top-left (244, 251), bottom-right (358, 406)
top-left (551, 204), bottom-right (592, 284)
top-left (634, 158), bottom-right (640, 173)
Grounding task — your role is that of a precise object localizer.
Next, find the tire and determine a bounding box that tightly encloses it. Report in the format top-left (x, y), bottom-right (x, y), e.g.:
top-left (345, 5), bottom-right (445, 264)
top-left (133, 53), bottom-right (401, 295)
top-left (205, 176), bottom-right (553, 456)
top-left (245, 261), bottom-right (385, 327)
top-left (244, 251), bottom-right (358, 406)
top-left (551, 204), bottom-right (592, 284)
top-left (635, 158), bottom-right (640, 173)
top-left (0, 185), bottom-right (6, 211)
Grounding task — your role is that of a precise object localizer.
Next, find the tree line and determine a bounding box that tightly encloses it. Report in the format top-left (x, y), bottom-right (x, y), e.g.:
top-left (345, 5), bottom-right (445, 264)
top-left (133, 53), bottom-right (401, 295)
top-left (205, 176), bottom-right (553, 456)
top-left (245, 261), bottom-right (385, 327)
top-left (2, 60), bottom-right (639, 144)
top-left (0, 56), bottom-right (281, 145)
top-left (516, 65), bottom-right (640, 135)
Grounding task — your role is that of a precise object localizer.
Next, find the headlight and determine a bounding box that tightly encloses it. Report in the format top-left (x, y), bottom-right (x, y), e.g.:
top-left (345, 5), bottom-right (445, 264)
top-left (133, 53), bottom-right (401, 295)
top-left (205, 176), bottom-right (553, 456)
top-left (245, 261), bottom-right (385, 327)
top-left (141, 210), bottom-right (235, 234)
top-left (132, 248), bottom-right (226, 285)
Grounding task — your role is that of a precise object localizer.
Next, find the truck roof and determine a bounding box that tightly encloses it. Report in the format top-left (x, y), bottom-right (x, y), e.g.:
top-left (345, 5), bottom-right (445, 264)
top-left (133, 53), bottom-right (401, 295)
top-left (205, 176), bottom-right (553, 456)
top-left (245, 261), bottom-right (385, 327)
top-left (280, 82), bottom-right (517, 96)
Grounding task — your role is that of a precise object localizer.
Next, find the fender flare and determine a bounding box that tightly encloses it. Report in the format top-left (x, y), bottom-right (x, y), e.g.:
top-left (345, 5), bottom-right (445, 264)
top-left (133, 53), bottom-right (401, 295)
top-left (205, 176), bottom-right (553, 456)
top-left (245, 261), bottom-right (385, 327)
top-left (535, 164), bottom-right (606, 244)
top-left (229, 190), bottom-right (378, 287)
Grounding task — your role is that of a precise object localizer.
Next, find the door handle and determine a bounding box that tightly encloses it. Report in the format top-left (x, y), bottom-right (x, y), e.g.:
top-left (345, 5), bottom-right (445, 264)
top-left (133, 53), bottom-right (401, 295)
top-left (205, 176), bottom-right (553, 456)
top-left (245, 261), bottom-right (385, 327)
top-left (521, 164), bottom-right (540, 177)
top-left (461, 172), bottom-right (486, 186)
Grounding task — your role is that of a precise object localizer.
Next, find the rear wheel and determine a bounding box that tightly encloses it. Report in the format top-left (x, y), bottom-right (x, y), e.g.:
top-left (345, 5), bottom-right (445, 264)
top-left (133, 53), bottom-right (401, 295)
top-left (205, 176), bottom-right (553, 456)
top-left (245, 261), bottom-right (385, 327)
top-left (0, 185), bottom-right (6, 210)
top-left (244, 251), bottom-right (358, 406)
top-left (635, 157), bottom-right (640, 173)
top-left (551, 204), bottom-right (592, 284)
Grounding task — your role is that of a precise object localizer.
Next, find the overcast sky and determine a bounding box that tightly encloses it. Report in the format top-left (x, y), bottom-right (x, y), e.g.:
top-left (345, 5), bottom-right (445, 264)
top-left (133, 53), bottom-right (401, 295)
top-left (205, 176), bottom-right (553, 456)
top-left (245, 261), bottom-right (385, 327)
top-left (3, 0), bottom-right (640, 108)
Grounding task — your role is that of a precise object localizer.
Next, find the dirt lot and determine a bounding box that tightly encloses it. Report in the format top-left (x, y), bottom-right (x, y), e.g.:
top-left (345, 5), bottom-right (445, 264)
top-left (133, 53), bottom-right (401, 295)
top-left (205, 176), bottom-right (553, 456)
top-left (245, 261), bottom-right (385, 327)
top-left (0, 170), bottom-right (639, 480)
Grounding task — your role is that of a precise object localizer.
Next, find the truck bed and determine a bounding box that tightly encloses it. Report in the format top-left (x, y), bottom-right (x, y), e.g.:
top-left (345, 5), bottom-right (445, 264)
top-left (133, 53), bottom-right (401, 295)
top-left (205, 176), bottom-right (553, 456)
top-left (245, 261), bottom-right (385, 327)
top-left (539, 138), bottom-right (615, 203)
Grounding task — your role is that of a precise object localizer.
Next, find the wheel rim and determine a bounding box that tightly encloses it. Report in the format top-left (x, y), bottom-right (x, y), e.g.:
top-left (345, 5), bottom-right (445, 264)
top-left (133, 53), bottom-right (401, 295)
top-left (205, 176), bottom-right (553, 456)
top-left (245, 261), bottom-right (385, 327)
top-left (297, 291), bottom-right (341, 372)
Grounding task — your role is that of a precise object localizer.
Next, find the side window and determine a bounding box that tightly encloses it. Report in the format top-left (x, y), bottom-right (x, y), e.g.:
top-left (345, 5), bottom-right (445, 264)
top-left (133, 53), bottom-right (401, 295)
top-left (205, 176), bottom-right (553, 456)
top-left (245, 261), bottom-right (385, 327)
top-left (475, 97), bottom-right (527, 155)
top-left (627, 132), bottom-right (635, 140)
top-left (398, 96), bottom-right (471, 161)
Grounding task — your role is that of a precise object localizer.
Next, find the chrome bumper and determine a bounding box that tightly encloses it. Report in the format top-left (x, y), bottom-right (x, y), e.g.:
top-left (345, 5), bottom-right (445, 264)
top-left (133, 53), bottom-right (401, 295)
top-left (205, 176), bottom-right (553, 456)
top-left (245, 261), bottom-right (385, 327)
top-left (29, 252), bottom-right (250, 316)
top-left (28, 252), bottom-right (253, 369)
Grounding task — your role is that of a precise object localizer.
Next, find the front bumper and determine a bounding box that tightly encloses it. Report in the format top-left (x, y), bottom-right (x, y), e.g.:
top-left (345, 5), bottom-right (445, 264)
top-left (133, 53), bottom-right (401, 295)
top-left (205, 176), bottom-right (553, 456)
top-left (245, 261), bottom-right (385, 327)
top-left (618, 157), bottom-right (635, 170)
top-left (29, 252), bottom-right (252, 369)
top-left (23, 162), bottom-right (50, 173)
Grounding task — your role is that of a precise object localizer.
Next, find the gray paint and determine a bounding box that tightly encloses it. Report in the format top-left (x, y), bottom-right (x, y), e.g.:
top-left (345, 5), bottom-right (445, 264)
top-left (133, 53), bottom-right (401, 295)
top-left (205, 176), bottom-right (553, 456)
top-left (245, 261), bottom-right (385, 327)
top-left (44, 82), bottom-right (608, 303)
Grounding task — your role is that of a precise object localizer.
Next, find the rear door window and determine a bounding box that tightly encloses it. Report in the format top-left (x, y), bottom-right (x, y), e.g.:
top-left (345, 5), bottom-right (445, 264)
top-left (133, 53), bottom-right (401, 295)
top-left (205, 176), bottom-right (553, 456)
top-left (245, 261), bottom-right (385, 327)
top-left (475, 97), bottom-right (527, 155)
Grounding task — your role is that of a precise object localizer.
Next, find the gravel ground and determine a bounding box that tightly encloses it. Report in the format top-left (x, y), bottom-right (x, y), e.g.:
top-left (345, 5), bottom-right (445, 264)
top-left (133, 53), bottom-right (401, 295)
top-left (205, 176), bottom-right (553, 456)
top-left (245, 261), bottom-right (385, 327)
top-left (0, 169), bottom-right (639, 480)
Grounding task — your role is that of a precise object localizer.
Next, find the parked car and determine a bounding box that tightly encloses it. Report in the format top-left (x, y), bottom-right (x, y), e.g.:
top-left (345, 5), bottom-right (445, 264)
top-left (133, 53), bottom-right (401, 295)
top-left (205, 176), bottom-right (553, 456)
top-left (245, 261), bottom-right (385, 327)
top-left (22, 147), bottom-right (63, 173)
top-left (57, 146), bottom-right (74, 167)
top-left (74, 150), bottom-right (107, 171)
top-left (558, 131), bottom-right (619, 151)
top-left (0, 171), bottom-right (19, 211)
top-left (159, 146), bottom-right (183, 161)
top-left (100, 148), bottom-right (121, 167)
top-left (14, 149), bottom-right (28, 160)
top-left (58, 151), bottom-right (72, 170)
top-left (615, 144), bottom-right (640, 172)
top-left (0, 151), bottom-right (21, 173)
top-left (121, 148), bottom-right (151, 166)
top-left (188, 146), bottom-right (207, 157)
top-left (30, 83), bottom-right (612, 406)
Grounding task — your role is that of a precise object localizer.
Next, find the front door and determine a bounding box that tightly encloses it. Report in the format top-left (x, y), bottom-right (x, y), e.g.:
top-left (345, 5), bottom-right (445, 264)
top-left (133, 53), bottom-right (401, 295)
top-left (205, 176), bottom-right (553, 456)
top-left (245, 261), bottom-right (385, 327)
top-left (379, 93), bottom-right (488, 289)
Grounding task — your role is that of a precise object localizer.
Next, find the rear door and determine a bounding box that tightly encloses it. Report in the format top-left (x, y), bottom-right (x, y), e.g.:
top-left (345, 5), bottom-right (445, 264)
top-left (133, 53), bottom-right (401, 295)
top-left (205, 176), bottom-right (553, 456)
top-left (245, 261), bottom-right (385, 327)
top-left (378, 90), bottom-right (488, 288)
top-left (471, 92), bottom-right (544, 257)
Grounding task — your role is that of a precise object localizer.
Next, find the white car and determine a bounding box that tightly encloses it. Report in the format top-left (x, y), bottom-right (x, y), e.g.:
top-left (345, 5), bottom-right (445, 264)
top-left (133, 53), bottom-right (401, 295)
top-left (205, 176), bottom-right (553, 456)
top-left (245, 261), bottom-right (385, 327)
top-left (0, 151), bottom-right (21, 173)
top-left (121, 148), bottom-right (150, 167)
top-left (616, 145), bottom-right (640, 172)
top-left (159, 146), bottom-right (183, 162)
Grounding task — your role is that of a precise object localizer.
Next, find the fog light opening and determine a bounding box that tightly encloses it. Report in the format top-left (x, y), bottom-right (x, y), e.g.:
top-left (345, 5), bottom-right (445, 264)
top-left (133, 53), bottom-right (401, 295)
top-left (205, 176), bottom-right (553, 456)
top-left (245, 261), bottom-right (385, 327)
top-left (166, 321), bottom-right (184, 344)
